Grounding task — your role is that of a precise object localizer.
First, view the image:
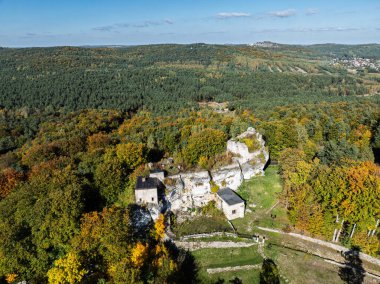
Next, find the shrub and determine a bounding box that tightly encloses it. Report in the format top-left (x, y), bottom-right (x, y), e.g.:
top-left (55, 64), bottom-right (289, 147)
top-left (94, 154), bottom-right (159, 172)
top-left (198, 156), bottom-right (209, 169)
top-left (241, 135), bottom-right (261, 152)
top-left (210, 181), bottom-right (219, 193)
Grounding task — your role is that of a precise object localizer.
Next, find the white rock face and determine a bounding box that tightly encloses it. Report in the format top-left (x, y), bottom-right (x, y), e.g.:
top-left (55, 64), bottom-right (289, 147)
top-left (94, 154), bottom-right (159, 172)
top-left (211, 163), bottom-right (243, 190)
top-left (240, 162), bottom-right (264, 179)
top-left (166, 171), bottom-right (214, 212)
top-left (171, 171), bottom-right (211, 196)
top-left (148, 205), bottom-right (161, 221)
top-left (163, 127), bottom-right (269, 214)
top-left (227, 127), bottom-right (269, 177)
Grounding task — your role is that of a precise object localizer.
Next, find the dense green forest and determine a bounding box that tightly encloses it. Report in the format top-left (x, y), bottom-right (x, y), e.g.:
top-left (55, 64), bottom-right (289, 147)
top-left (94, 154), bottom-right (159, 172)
top-left (0, 44), bottom-right (379, 283)
top-left (0, 44), bottom-right (379, 113)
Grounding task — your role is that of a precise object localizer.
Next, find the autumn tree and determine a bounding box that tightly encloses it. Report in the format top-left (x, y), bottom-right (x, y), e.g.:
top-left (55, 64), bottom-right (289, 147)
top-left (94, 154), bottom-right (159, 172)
top-left (0, 166), bottom-right (84, 281)
top-left (47, 252), bottom-right (87, 284)
top-left (94, 148), bottom-right (127, 205)
top-left (154, 214), bottom-right (166, 241)
top-left (0, 168), bottom-right (23, 199)
top-left (87, 132), bottom-right (112, 152)
top-left (116, 142), bottom-right (146, 170)
top-left (130, 242), bottom-right (149, 269)
top-left (182, 128), bottom-right (227, 165)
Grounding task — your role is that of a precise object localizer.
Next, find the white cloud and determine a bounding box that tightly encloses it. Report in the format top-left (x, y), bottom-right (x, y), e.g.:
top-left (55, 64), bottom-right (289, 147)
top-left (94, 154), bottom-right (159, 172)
top-left (93, 25), bottom-right (114, 32)
top-left (94, 19), bottom-right (174, 32)
top-left (269, 9), bottom-right (296, 18)
top-left (306, 8), bottom-right (319, 16)
top-left (217, 12), bottom-right (251, 19)
top-left (253, 27), bottom-right (362, 33)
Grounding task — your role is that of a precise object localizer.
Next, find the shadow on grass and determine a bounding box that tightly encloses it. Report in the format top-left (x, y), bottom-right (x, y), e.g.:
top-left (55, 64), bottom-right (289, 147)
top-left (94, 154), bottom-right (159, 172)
top-left (166, 241), bottom-right (200, 284)
top-left (339, 246), bottom-right (365, 284)
top-left (259, 258), bottom-right (280, 284)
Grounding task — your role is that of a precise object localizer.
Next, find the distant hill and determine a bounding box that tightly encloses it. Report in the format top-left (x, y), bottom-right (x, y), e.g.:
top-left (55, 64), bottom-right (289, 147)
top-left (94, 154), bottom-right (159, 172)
top-left (305, 43), bottom-right (380, 59)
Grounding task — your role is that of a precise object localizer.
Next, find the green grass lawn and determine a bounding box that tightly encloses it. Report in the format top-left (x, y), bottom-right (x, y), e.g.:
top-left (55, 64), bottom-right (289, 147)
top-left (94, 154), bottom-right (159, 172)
top-left (191, 240), bottom-right (348, 284)
top-left (192, 246), bottom-right (263, 269)
top-left (264, 244), bottom-right (344, 284)
top-left (173, 215), bottom-right (233, 237)
top-left (199, 269), bottom-right (262, 284)
top-left (193, 246), bottom-right (264, 283)
top-left (232, 165), bottom-right (290, 234)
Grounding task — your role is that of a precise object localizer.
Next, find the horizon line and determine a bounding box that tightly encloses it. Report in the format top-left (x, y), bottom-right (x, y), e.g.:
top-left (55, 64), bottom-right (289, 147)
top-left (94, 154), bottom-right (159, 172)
top-left (1, 41), bottom-right (380, 49)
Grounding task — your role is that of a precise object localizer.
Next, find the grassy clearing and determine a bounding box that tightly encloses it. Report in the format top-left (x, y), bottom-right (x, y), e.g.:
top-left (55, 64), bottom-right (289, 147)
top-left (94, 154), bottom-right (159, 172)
top-left (233, 165), bottom-right (290, 234)
top-left (193, 246), bottom-right (264, 283)
top-left (192, 246), bottom-right (263, 269)
top-left (193, 241), bottom-right (352, 284)
top-left (194, 242), bottom-right (345, 283)
top-left (198, 269), bottom-right (262, 284)
top-left (173, 216), bottom-right (233, 237)
top-left (264, 244), bottom-right (344, 284)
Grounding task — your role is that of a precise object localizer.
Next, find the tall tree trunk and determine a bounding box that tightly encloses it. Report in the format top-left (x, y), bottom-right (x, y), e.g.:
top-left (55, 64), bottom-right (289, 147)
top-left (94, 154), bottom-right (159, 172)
top-left (349, 224), bottom-right (356, 238)
top-left (371, 219), bottom-right (379, 237)
top-left (335, 219), bottom-right (344, 242)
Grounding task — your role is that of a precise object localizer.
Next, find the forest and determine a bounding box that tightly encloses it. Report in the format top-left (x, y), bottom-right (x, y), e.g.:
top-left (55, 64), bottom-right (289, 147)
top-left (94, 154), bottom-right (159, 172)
top-left (0, 44), bottom-right (379, 283)
top-left (0, 44), bottom-right (378, 114)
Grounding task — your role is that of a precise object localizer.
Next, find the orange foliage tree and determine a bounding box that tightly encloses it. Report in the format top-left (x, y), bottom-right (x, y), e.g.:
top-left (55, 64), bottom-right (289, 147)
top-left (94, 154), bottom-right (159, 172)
top-left (0, 168), bottom-right (23, 199)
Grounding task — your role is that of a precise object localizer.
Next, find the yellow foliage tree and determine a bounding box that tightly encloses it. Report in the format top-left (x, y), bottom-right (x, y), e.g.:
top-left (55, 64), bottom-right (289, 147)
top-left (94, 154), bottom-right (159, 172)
top-left (116, 142), bottom-right (146, 170)
top-left (352, 231), bottom-right (380, 256)
top-left (47, 252), bottom-right (87, 284)
top-left (154, 214), bottom-right (166, 241)
top-left (210, 181), bottom-right (219, 193)
top-left (130, 242), bottom-right (148, 269)
top-left (5, 273), bottom-right (17, 284)
top-left (350, 124), bottom-right (372, 149)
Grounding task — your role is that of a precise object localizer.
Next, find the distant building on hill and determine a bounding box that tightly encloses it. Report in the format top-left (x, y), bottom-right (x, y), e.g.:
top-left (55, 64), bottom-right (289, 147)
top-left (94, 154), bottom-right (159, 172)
top-left (216, 188), bottom-right (245, 220)
top-left (135, 176), bottom-right (159, 205)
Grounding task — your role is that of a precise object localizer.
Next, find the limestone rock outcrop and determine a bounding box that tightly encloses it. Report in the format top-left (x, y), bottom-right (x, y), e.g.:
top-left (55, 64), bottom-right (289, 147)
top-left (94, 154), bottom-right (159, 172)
top-left (164, 127), bottom-right (269, 213)
top-left (167, 171), bottom-right (213, 211)
top-left (227, 127), bottom-right (269, 173)
top-left (211, 163), bottom-right (243, 191)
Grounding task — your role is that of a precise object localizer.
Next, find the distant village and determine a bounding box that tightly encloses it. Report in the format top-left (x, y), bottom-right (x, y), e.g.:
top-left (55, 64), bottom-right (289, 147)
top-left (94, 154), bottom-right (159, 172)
top-left (331, 57), bottom-right (380, 71)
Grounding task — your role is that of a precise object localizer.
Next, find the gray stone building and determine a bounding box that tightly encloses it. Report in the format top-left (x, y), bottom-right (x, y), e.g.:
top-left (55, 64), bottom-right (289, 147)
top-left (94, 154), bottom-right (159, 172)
top-left (216, 188), bottom-right (245, 220)
top-left (135, 176), bottom-right (159, 205)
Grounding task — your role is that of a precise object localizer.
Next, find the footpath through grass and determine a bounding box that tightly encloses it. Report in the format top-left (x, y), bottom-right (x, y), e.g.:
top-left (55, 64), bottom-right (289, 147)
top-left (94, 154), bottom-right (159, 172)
top-left (233, 165), bottom-right (290, 234)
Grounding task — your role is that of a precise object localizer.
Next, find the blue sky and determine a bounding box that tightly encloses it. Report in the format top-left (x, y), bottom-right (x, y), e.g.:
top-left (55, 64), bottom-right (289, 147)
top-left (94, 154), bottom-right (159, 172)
top-left (0, 0), bottom-right (379, 47)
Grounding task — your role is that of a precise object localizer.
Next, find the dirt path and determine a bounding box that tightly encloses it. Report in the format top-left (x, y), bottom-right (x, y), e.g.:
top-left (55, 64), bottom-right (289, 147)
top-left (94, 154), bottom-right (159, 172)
top-left (265, 200), bottom-right (279, 214)
top-left (257, 242), bottom-right (266, 258)
top-left (174, 241), bottom-right (258, 251)
top-left (257, 227), bottom-right (380, 267)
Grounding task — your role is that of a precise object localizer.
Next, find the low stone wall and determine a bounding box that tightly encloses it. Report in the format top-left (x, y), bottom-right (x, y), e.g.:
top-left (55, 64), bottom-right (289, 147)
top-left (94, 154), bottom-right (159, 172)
top-left (175, 241), bottom-right (258, 251)
top-left (179, 232), bottom-right (238, 240)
